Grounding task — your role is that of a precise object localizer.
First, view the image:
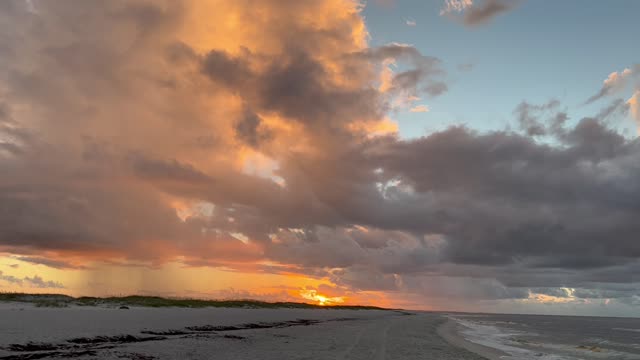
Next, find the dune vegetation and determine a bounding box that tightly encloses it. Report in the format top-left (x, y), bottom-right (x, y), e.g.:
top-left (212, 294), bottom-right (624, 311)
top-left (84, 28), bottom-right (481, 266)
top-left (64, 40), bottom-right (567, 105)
top-left (0, 292), bottom-right (386, 310)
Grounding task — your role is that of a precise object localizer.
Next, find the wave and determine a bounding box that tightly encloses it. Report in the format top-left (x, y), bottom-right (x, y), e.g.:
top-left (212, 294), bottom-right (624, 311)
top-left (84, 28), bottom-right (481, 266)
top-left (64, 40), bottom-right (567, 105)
top-left (449, 316), bottom-right (575, 360)
top-left (449, 316), bottom-right (640, 360)
top-left (613, 328), bottom-right (640, 333)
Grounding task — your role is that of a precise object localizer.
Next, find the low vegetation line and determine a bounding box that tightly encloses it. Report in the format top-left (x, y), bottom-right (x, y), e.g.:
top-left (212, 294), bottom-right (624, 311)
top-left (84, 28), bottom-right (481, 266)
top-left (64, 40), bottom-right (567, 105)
top-left (0, 292), bottom-right (386, 310)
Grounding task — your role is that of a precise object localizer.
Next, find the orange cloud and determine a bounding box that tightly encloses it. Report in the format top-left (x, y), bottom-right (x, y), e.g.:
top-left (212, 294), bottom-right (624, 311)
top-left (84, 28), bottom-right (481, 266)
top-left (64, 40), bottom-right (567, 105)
top-left (0, 0), bottom-right (450, 310)
top-left (410, 105), bottom-right (430, 113)
top-left (627, 90), bottom-right (640, 133)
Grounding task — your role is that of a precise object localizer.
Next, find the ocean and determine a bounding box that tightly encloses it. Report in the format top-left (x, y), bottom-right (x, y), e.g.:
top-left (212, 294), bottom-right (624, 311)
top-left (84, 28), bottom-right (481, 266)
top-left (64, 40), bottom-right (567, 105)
top-left (449, 313), bottom-right (640, 360)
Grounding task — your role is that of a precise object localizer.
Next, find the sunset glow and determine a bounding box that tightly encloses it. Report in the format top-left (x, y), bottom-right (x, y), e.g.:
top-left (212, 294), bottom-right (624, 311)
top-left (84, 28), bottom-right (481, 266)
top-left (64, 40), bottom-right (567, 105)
top-left (299, 289), bottom-right (345, 306)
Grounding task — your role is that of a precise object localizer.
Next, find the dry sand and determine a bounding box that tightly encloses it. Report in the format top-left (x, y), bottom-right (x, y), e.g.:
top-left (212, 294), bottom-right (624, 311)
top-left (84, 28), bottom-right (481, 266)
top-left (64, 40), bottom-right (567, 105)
top-left (0, 303), bottom-right (491, 359)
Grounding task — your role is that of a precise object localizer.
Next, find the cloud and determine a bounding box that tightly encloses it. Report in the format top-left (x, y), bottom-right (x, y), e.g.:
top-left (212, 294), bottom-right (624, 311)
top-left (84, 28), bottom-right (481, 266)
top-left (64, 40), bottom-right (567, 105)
top-left (24, 275), bottom-right (64, 289)
top-left (627, 90), bottom-right (640, 131)
top-left (410, 105), bottom-right (430, 113)
top-left (0, 0), bottom-right (638, 311)
top-left (586, 66), bottom-right (640, 104)
top-left (0, 270), bottom-right (23, 285)
top-left (0, 270), bottom-right (63, 288)
top-left (440, 0), bottom-right (474, 15)
top-left (513, 99), bottom-right (565, 136)
top-left (463, 0), bottom-right (516, 26)
top-left (440, 0), bottom-right (517, 27)
top-left (13, 256), bottom-right (84, 269)
top-left (585, 65), bottom-right (640, 132)
top-left (352, 43), bottom-right (448, 110)
top-left (405, 18), bottom-right (416, 27)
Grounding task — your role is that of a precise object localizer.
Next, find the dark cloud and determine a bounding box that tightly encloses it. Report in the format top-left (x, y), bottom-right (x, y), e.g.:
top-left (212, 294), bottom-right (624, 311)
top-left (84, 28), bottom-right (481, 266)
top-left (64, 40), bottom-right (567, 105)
top-left (234, 107), bottom-right (271, 148)
top-left (13, 256), bottom-right (84, 270)
top-left (201, 48), bottom-right (384, 132)
top-left (128, 154), bottom-right (212, 184)
top-left (463, 0), bottom-right (517, 26)
top-left (513, 99), bottom-right (564, 136)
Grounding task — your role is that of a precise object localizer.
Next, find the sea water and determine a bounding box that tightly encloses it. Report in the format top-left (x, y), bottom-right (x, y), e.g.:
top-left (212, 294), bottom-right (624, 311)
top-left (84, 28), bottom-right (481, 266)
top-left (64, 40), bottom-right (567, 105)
top-left (449, 313), bottom-right (640, 360)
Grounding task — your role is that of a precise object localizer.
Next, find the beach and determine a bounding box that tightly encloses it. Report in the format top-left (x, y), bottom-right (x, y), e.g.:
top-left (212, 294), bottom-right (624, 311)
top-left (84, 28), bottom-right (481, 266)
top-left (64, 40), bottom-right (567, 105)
top-left (0, 303), bottom-right (488, 360)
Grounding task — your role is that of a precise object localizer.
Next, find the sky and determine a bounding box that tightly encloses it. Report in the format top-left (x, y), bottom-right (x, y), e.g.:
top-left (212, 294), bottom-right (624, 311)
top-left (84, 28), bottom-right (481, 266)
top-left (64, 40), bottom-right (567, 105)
top-left (0, 0), bottom-right (639, 316)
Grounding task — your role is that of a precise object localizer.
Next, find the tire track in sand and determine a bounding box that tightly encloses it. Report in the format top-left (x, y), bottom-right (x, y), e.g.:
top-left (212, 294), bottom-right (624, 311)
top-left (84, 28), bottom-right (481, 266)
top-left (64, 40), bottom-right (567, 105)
top-left (337, 318), bottom-right (391, 360)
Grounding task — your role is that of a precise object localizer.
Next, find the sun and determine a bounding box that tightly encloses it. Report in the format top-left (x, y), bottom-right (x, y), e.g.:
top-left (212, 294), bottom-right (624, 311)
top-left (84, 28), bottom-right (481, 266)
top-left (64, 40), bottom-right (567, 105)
top-left (315, 295), bottom-right (328, 306)
top-left (299, 289), bottom-right (344, 306)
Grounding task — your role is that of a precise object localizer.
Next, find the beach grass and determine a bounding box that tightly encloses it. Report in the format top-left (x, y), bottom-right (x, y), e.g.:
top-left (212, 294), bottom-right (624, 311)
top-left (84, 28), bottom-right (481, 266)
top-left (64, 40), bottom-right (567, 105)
top-left (0, 292), bottom-right (385, 310)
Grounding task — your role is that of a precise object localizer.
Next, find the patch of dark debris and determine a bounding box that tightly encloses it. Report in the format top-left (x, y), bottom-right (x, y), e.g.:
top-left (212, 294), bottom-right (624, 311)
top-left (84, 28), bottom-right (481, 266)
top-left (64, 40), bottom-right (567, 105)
top-left (5, 343), bottom-right (62, 352)
top-left (116, 352), bottom-right (157, 360)
top-left (67, 335), bottom-right (166, 345)
top-left (185, 324), bottom-right (241, 332)
top-left (140, 329), bottom-right (191, 336)
top-left (0, 317), bottom-right (354, 359)
top-left (222, 335), bottom-right (246, 340)
top-left (0, 349), bottom-right (98, 360)
top-left (1, 335), bottom-right (164, 359)
top-left (182, 319), bottom-right (320, 333)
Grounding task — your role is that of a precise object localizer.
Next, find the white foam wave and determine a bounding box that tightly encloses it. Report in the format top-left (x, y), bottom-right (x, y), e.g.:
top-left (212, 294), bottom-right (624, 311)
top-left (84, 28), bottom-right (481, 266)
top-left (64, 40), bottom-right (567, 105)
top-left (449, 316), bottom-right (583, 360)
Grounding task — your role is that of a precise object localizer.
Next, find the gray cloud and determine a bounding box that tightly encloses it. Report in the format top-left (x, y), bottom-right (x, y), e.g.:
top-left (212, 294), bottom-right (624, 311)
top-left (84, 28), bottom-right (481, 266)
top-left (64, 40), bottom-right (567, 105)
top-left (513, 99), bottom-right (564, 136)
top-left (24, 275), bottom-right (64, 289)
top-left (0, 270), bottom-right (64, 289)
top-left (13, 256), bottom-right (84, 270)
top-left (585, 65), bottom-right (640, 104)
top-left (463, 0), bottom-right (517, 26)
top-left (359, 43), bottom-right (447, 98)
top-left (234, 107), bottom-right (271, 148)
top-left (0, 270), bottom-right (23, 285)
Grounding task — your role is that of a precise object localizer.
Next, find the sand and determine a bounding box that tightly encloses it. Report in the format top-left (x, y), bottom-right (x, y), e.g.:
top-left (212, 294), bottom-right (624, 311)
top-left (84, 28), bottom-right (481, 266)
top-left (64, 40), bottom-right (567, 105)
top-left (0, 303), bottom-right (491, 359)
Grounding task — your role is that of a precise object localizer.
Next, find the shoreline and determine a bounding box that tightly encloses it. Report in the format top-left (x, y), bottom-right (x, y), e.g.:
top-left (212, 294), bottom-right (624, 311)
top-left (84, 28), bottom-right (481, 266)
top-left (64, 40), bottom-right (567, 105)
top-left (437, 317), bottom-right (511, 360)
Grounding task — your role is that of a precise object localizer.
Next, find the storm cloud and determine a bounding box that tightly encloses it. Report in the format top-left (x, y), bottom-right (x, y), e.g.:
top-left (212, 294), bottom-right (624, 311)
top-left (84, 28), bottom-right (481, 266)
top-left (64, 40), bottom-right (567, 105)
top-left (0, 0), bottom-right (638, 310)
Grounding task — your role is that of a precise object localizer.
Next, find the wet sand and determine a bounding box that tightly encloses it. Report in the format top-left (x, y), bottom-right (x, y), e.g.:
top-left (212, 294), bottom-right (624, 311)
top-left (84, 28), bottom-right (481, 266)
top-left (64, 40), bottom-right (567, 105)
top-left (437, 318), bottom-right (510, 360)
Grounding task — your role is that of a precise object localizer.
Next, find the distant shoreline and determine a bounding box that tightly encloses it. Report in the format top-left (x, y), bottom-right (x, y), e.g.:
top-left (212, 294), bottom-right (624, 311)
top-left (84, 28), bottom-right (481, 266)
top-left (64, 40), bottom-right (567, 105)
top-left (0, 292), bottom-right (388, 310)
